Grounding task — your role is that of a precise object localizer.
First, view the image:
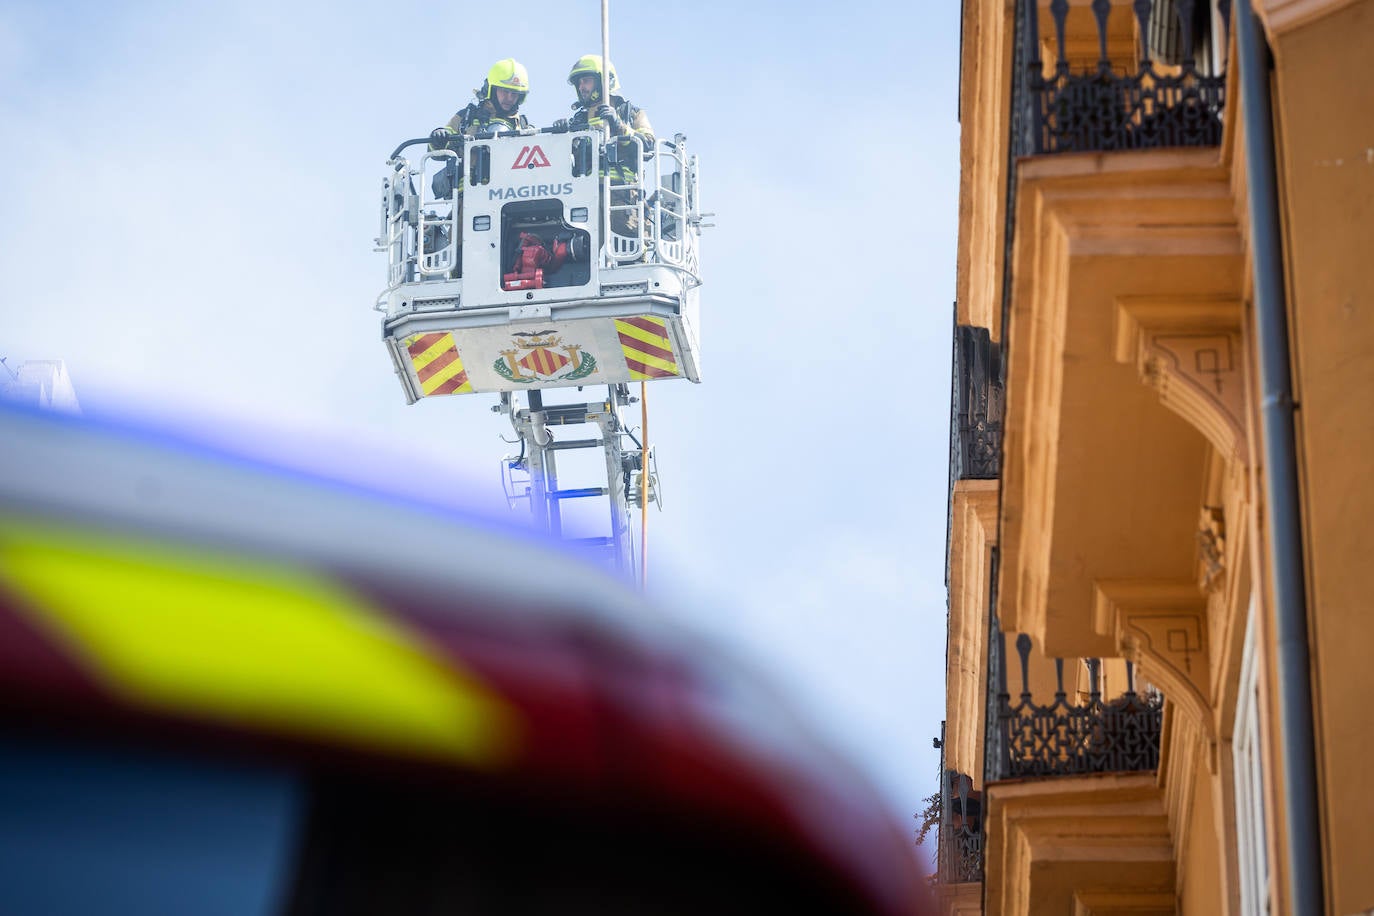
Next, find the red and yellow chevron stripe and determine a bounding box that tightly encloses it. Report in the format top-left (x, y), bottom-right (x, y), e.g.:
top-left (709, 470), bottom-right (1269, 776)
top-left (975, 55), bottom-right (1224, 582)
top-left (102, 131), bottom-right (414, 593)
top-left (407, 333), bottom-right (473, 396)
top-left (615, 316), bottom-right (679, 381)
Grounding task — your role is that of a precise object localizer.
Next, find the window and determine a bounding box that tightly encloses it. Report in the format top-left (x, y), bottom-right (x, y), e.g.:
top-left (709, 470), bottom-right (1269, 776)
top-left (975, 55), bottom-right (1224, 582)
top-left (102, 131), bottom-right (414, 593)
top-left (1233, 598), bottom-right (1272, 916)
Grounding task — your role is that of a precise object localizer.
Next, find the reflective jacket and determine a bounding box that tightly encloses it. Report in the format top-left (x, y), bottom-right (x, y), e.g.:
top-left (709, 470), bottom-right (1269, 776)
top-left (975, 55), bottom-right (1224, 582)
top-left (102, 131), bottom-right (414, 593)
top-left (428, 99), bottom-right (530, 151)
top-left (436, 99), bottom-right (531, 140)
top-left (429, 100), bottom-right (532, 197)
top-left (568, 95), bottom-right (654, 183)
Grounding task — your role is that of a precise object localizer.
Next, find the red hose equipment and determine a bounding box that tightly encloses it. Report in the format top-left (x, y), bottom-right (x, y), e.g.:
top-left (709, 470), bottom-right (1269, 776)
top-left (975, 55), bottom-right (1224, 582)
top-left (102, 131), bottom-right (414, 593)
top-left (503, 232), bottom-right (569, 291)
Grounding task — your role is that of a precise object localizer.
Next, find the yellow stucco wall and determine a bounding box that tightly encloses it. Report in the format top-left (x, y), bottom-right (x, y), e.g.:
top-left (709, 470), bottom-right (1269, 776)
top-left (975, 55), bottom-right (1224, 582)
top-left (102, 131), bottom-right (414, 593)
top-left (1179, 745), bottom-right (1226, 915)
top-left (943, 2), bottom-right (1374, 913)
top-left (1271, 3), bottom-right (1374, 912)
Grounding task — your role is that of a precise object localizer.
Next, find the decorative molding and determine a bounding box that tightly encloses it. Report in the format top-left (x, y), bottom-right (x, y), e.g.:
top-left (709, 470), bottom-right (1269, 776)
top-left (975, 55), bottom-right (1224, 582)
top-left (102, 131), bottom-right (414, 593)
top-left (934, 880), bottom-right (983, 916)
top-left (1197, 506), bottom-right (1227, 593)
top-left (984, 774), bottom-right (1174, 916)
top-left (1094, 580), bottom-right (1216, 751)
top-left (947, 479), bottom-right (1000, 780)
top-left (1114, 297), bottom-right (1248, 463)
top-left (1073, 890), bottom-right (1177, 916)
top-left (1259, 0), bottom-right (1364, 37)
top-left (960, 478), bottom-right (1001, 539)
top-left (1158, 706), bottom-right (1204, 878)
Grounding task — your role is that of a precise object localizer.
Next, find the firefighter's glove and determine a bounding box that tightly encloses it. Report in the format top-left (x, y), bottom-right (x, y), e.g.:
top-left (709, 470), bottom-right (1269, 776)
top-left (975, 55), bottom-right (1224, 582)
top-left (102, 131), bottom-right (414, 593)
top-left (429, 127), bottom-right (456, 150)
top-left (550, 118), bottom-right (570, 133)
top-left (594, 103), bottom-right (623, 135)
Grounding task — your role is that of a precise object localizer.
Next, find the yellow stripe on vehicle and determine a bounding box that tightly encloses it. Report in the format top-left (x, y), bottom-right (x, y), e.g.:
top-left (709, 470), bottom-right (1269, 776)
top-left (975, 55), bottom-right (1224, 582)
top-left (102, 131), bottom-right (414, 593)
top-left (406, 333), bottom-right (473, 396)
top-left (0, 518), bottom-right (518, 767)
top-left (629, 351), bottom-right (679, 375)
top-left (410, 335), bottom-right (454, 372)
top-left (615, 321), bottom-right (669, 350)
top-left (616, 316), bottom-right (680, 381)
top-left (422, 354), bottom-right (469, 394)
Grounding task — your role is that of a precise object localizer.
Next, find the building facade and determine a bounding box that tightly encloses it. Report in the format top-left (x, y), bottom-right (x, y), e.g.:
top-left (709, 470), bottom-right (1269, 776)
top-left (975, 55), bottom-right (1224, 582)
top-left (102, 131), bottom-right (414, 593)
top-left (937, 0), bottom-right (1373, 914)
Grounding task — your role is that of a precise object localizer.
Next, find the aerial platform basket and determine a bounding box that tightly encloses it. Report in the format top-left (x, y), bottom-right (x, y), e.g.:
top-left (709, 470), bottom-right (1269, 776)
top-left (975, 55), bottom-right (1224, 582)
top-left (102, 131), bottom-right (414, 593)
top-left (375, 128), bottom-right (705, 403)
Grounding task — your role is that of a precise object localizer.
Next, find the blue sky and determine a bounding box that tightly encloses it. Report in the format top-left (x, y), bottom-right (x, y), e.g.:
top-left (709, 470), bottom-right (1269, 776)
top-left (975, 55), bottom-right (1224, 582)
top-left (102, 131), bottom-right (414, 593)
top-left (0, 0), bottom-right (961, 851)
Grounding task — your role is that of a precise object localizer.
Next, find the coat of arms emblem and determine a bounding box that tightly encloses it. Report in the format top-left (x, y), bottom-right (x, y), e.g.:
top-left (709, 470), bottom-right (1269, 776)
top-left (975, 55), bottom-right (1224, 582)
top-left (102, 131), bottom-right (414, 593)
top-left (493, 331), bottom-right (598, 383)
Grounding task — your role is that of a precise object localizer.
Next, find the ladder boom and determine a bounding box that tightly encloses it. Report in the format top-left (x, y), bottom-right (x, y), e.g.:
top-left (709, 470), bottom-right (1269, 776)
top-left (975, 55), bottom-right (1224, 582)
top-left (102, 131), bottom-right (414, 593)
top-left (500, 384), bottom-right (657, 576)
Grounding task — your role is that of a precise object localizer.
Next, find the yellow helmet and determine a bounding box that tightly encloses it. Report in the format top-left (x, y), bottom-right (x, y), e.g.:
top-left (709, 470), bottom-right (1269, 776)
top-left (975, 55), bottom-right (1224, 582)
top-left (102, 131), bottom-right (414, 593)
top-left (567, 54), bottom-right (618, 102)
top-left (478, 58), bottom-right (530, 105)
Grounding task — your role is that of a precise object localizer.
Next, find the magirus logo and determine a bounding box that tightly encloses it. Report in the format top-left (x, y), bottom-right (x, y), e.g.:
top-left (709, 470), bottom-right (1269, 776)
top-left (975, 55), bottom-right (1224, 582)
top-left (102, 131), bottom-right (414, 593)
top-left (511, 145), bottom-right (551, 169)
top-left (488, 182), bottom-right (574, 200)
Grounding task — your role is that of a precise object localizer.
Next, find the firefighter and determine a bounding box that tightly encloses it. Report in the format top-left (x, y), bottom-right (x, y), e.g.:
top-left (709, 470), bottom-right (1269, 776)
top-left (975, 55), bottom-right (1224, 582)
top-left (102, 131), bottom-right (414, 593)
top-left (425, 59), bottom-right (532, 275)
top-left (432, 58), bottom-right (532, 144)
top-left (553, 55), bottom-right (654, 242)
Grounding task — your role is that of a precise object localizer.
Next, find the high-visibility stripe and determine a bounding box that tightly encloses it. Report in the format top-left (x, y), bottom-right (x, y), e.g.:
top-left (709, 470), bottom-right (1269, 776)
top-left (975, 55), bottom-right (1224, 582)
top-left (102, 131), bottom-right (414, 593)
top-left (629, 354), bottom-right (681, 379)
top-left (406, 333), bottom-right (473, 396)
top-left (428, 365), bottom-right (471, 395)
top-left (615, 316), bottom-right (679, 381)
top-left (416, 346), bottom-right (460, 384)
top-left (409, 334), bottom-right (451, 371)
top-left (617, 325), bottom-right (674, 361)
top-left (623, 359), bottom-right (678, 380)
top-left (0, 518), bottom-right (520, 766)
top-left (408, 332), bottom-right (444, 352)
top-left (621, 321), bottom-right (667, 339)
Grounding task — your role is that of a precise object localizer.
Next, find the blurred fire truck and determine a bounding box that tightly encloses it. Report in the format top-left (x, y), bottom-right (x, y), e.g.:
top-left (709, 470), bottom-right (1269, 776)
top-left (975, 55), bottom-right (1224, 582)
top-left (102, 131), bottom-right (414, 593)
top-left (0, 401), bottom-right (928, 915)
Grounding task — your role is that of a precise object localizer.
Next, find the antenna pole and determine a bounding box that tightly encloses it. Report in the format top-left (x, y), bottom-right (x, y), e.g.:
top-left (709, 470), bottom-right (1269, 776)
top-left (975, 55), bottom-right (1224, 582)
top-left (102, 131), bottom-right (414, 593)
top-left (600, 0), bottom-right (611, 105)
top-left (640, 381), bottom-right (649, 589)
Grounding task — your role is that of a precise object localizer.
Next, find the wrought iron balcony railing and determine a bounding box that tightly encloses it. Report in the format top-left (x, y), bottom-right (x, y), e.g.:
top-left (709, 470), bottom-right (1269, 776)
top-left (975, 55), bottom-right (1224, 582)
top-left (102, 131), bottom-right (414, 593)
top-left (951, 324), bottom-right (1004, 482)
top-left (938, 770), bottom-right (984, 884)
top-left (986, 628), bottom-right (1164, 781)
top-left (1014, 0), bottom-right (1229, 155)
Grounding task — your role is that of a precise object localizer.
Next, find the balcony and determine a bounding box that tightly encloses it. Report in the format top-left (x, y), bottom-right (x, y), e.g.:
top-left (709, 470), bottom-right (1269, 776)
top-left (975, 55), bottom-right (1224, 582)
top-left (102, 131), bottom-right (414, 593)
top-left (938, 770), bottom-right (984, 885)
top-left (978, 614), bottom-right (1174, 914)
top-left (1013, 0), bottom-right (1228, 157)
top-left (986, 629), bottom-right (1163, 781)
top-left (950, 325), bottom-right (1004, 484)
top-left (994, 0), bottom-right (1244, 658)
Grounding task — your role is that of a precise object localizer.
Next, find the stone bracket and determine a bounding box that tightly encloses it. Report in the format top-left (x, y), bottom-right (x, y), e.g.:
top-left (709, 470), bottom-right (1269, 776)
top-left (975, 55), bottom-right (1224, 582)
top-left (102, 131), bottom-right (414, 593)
top-left (1113, 297), bottom-right (1248, 464)
top-left (1094, 580), bottom-right (1216, 754)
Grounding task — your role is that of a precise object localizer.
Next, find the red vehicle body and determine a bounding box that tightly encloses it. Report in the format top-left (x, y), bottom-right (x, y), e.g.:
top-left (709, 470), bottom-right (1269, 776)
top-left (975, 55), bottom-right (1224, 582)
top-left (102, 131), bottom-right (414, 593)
top-left (0, 402), bottom-right (928, 915)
